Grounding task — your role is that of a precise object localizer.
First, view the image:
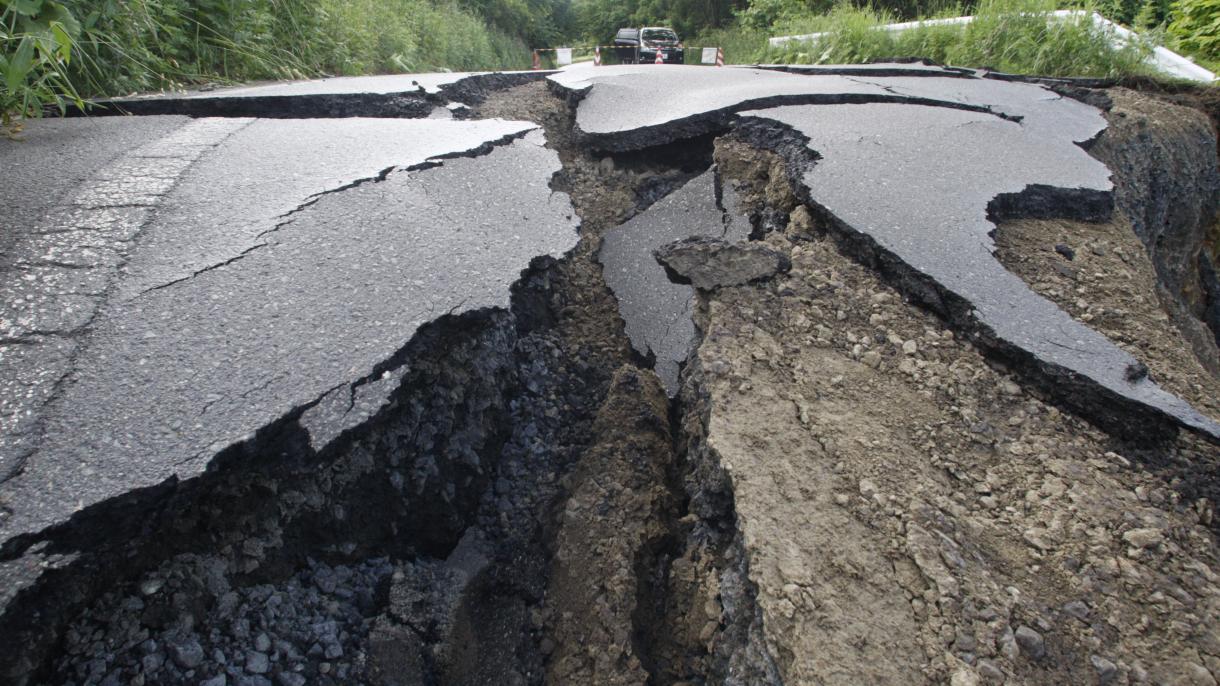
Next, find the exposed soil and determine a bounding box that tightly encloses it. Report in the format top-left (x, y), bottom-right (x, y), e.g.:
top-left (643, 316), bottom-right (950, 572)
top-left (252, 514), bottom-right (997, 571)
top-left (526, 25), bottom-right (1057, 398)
top-left (996, 211), bottom-right (1220, 410)
top-left (995, 87), bottom-right (1220, 424)
top-left (676, 134), bottom-right (1220, 684)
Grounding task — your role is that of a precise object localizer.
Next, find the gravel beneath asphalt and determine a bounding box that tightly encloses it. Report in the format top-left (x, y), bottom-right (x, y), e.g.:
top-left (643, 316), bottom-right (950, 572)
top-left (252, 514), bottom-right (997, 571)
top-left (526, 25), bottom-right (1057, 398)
top-left (57, 556), bottom-right (393, 686)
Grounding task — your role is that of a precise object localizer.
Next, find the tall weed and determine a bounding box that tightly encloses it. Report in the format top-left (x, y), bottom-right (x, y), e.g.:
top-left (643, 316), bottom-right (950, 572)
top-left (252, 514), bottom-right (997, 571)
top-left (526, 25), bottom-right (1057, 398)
top-left (759, 0), bottom-right (1156, 77)
top-left (1168, 0), bottom-right (1220, 70)
top-left (320, 0), bottom-right (529, 74)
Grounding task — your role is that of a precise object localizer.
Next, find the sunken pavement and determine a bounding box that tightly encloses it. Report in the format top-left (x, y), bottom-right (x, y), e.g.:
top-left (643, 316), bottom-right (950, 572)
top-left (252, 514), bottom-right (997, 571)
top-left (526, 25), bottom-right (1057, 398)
top-left (2, 63), bottom-right (1220, 685)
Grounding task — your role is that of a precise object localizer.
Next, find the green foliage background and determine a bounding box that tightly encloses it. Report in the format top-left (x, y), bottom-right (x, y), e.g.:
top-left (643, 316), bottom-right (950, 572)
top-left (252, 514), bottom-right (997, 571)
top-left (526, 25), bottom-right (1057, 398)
top-left (1167, 0), bottom-right (1220, 70)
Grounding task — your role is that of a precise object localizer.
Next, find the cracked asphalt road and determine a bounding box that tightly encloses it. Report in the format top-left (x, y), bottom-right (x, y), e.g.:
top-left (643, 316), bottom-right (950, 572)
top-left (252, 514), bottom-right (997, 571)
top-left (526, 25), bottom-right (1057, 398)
top-left (2, 68), bottom-right (1218, 665)
top-left (0, 117), bottom-right (577, 550)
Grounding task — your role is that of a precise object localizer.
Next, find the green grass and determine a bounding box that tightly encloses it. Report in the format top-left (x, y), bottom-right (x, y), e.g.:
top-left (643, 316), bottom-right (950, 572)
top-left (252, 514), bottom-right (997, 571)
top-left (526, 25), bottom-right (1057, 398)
top-left (755, 0), bottom-right (1157, 77)
top-left (687, 25), bottom-right (772, 64)
top-left (63, 0), bottom-right (532, 95)
top-left (316, 0), bottom-right (530, 75)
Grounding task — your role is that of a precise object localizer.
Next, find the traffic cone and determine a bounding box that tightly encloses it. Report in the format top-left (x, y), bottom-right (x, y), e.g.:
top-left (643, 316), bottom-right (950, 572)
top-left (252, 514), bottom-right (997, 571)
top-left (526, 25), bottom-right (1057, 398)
top-left (594, 45), bottom-right (601, 66)
top-left (655, 49), bottom-right (664, 65)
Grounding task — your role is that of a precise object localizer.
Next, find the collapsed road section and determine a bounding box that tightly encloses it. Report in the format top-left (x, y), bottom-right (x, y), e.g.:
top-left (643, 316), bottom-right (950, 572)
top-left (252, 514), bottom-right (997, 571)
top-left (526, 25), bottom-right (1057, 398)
top-left (549, 64), bottom-right (1220, 442)
top-left (2, 64), bottom-right (1220, 685)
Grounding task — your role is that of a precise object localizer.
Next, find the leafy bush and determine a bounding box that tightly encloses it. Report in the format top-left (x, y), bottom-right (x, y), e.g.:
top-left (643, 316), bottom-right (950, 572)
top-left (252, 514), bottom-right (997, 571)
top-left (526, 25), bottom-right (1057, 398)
top-left (1168, 0), bottom-right (1220, 69)
top-left (1, 0), bottom-right (83, 129)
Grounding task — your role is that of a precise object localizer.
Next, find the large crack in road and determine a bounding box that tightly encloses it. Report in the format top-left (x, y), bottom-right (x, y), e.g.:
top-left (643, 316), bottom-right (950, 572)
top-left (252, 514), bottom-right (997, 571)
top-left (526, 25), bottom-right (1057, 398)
top-left (2, 66), bottom-right (1219, 686)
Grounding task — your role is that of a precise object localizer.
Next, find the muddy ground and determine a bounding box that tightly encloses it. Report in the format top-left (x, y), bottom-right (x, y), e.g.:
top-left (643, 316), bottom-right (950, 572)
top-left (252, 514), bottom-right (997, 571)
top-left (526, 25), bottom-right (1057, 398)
top-left (5, 77), bottom-right (1220, 686)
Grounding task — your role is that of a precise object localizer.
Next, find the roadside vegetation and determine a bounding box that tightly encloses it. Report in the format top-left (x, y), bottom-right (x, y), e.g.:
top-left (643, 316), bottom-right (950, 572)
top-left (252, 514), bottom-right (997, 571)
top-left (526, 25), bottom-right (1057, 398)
top-left (745, 0), bottom-right (1157, 77)
top-left (1, 0), bottom-right (1217, 130)
top-left (688, 0), bottom-right (1218, 75)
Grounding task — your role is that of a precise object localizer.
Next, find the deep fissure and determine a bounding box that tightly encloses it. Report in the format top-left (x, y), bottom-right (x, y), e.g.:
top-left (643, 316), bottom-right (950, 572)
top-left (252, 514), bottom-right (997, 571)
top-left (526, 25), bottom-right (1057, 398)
top-left (0, 78), bottom-right (774, 686)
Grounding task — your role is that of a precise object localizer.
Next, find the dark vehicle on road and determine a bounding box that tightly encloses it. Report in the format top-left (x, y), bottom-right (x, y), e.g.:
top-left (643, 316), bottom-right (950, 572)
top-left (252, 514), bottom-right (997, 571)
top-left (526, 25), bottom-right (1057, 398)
top-left (613, 27), bottom-right (684, 64)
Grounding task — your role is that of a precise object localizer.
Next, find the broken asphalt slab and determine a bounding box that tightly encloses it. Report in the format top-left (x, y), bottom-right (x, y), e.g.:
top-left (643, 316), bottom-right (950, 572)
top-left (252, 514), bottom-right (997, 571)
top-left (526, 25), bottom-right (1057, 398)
top-left (113, 117), bottom-right (540, 300)
top-left (738, 102), bottom-right (1220, 441)
top-left (0, 117), bottom-right (540, 487)
top-left (84, 71), bottom-right (551, 118)
top-left (0, 118), bottom-right (578, 565)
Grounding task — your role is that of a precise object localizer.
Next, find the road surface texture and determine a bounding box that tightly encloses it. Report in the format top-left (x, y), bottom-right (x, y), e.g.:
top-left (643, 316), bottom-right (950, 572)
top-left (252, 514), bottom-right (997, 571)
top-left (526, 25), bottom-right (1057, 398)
top-left (1, 64), bottom-right (1219, 686)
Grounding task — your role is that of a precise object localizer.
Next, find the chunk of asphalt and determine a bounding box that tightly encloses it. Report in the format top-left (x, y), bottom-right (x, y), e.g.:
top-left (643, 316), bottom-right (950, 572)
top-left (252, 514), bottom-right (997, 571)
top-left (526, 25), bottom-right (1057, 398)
top-left (598, 169), bottom-right (751, 395)
top-left (736, 101), bottom-right (1220, 442)
top-left (653, 236), bottom-right (791, 290)
top-left (0, 127), bottom-right (579, 566)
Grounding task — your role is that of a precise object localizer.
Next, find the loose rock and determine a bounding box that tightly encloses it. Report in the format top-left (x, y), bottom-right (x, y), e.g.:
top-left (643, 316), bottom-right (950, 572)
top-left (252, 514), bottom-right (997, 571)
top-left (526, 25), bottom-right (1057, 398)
top-left (654, 236), bottom-right (791, 290)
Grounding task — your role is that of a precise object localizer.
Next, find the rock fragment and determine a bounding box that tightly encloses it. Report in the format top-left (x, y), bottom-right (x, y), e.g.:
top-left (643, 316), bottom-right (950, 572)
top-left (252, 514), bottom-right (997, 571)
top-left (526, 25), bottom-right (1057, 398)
top-left (1122, 527), bottom-right (1164, 550)
top-left (1092, 655), bottom-right (1118, 683)
top-left (654, 236), bottom-right (791, 290)
top-left (1014, 625), bottom-right (1046, 660)
top-left (245, 650), bottom-right (270, 674)
top-left (169, 638), bottom-right (204, 669)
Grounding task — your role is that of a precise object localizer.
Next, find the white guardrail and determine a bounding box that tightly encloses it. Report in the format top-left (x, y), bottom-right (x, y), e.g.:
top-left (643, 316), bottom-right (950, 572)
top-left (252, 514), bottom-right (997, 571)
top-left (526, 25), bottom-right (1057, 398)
top-left (769, 10), bottom-right (1217, 83)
